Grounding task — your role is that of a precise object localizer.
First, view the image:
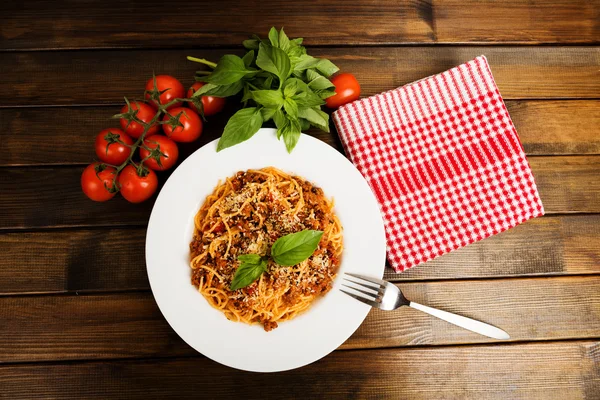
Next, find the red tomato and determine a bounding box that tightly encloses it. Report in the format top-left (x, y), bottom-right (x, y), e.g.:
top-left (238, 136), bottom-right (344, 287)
top-left (145, 75), bottom-right (185, 110)
top-left (117, 165), bottom-right (158, 203)
top-left (94, 128), bottom-right (133, 165)
top-left (187, 82), bottom-right (226, 116)
top-left (119, 101), bottom-right (159, 138)
top-left (139, 135), bottom-right (179, 171)
top-left (325, 73), bottom-right (361, 109)
top-left (162, 107), bottom-right (203, 142)
top-left (81, 163), bottom-right (117, 202)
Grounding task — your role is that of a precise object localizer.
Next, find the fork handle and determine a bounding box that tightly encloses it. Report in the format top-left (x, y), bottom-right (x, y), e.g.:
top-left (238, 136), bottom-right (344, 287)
top-left (409, 302), bottom-right (510, 340)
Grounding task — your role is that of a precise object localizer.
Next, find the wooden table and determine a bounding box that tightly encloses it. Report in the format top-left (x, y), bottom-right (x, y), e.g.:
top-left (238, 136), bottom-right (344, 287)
top-left (1, 1), bottom-right (599, 398)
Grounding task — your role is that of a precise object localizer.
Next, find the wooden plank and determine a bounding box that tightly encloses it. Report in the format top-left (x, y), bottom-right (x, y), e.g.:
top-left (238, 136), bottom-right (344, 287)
top-left (385, 213), bottom-right (600, 281)
top-left (1, 215), bottom-right (598, 294)
top-left (0, 167), bottom-right (153, 229)
top-left (2, 101), bottom-right (598, 167)
top-left (0, 156), bottom-right (597, 230)
top-left (346, 276), bottom-right (600, 350)
top-left (531, 156), bottom-right (600, 214)
top-left (0, 103), bottom-right (243, 166)
top-left (0, 0), bottom-right (433, 50)
top-left (3, 0), bottom-right (598, 50)
top-left (509, 100), bottom-right (600, 155)
top-left (1, 47), bottom-right (598, 107)
top-left (435, 0), bottom-right (600, 44)
top-left (0, 341), bottom-right (598, 399)
top-left (0, 228), bottom-right (149, 294)
top-left (0, 277), bottom-right (598, 362)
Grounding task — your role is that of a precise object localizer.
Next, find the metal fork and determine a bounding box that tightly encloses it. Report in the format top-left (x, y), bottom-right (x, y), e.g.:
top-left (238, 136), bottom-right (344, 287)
top-left (341, 273), bottom-right (510, 340)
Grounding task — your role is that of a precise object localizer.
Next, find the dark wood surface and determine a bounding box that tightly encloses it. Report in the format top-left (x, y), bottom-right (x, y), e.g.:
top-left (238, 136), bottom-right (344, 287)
top-left (1, 1), bottom-right (599, 399)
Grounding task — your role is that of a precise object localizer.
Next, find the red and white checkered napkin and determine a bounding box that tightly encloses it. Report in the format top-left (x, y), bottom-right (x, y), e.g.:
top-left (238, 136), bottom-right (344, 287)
top-left (332, 55), bottom-right (544, 272)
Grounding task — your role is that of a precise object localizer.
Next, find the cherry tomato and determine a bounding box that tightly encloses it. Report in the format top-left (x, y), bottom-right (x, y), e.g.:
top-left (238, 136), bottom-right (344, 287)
top-left (187, 82), bottom-right (226, 116)
top-left (139, 135), bottom-right (179, 171)
top-left (94, 128), bottom-right (133, 165)
top-left (119, 101), bottom-right (159, 139)
top-left (118, 165), bottom-right (158, 203)
top-left (145, 75), bottom-right (185, 110)
top-left (325, 73), bottom-right (361, 109)
top-left (162, 107), bottom-right (203, 143)
top-left (81, 163), bottom-right (117, 202)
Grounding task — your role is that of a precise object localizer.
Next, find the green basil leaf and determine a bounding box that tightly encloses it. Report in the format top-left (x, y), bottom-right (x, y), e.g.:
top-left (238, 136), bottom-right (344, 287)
top-left (261, 106), bottom-right (279, 122)
top-left (276, 122), bottom-right (286, 139)
top-left (299, 118), bottom-right (310, 131)
top-left (251, 90), bottom-right (284, 107)
top-left (293, 54), bottom-right (319, 72)
top-left (193, 80), bottom-right (244, 98)
top-left (283, 97), bottom-right (298, 120)
top-left (203, 55), bottom-right (257, 85)
top-left (278, 28), bottom-right (291, 52)
top-left (307, 69), bottom-right (335, 91)
top-left (268, 27), bottom-right (279, 47)
top-left (262, 75), bottom-right (274, 90)
top-left (298, 107), bottom-right (330, 132)
top-left (315, 59), bottom-right (339, 78)
top-left (283, 79), bottom-right (298, 97)
top-left (238, 254), bottom-right (262, 264)
top-left (282, 118), bottom-right (301, 153)
top-left (242, 50), bottom-right (255, 68)
top-left (291, 37), bottom-right (304, 46)
top-left (230, 257), bottom-right (267, 290)
top-left (217, 107), bottom-right (263, 152)
top-left (256, 43), bottom-right (291, 84)
top-left (241, 84), bottom-right (253, 103)
top-left (288, 47), bottom-right (306, 59)
top-left (273, 109), bottom-right (286, 131)
top-left (271, 230), bottom-right (324, 266)
top-left (243, 39), bottom-right (259, 50)
top-left (306, 69), bottom-right (322, 81)
top-left (316, 89), bottom-right (337, 99)
top-left (285, 77), bottom-right (309, 93)
top-left (293, 90), bottom-right (325, 107)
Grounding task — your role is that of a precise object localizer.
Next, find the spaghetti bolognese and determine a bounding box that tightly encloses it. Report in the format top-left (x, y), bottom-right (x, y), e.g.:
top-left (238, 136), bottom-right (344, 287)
top-left (189, 167), bottom-right (343, 331)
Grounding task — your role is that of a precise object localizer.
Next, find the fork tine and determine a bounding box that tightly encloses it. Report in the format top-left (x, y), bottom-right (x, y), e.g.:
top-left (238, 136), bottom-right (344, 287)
top-left (343, 277), bottom-right (385, 296)
top-left (345, 272), bottom-right (386, 288)
top-left (340, 289), bottom-right (381, 308)
top-left (341, 283), bottom-right (380, 300)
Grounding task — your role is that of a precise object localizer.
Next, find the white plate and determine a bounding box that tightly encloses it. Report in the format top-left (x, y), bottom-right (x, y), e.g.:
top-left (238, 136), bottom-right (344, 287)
top-left (146, 128), bottom-right (386, 372)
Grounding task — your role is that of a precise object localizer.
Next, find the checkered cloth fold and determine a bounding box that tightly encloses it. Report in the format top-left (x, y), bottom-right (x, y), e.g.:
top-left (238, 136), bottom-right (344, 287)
top-left (332, 56), bottom-right (544, 272)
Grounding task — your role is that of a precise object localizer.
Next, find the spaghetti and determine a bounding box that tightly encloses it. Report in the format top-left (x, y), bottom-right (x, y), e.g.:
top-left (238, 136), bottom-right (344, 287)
top-left (189, 167), bottom-right (343, 331)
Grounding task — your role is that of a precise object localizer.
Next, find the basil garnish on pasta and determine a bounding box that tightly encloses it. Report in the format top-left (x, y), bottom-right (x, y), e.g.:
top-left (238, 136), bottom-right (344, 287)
top-left (230, 255), bottom-right (268, 291)
top-left (230, 229), bottom-right (323, 290)
top-left (271, 229), bottom-right (324, 266)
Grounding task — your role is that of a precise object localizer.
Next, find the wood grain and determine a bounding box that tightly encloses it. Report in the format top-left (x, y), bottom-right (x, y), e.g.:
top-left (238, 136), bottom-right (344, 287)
top-left (385, 213), bottom-right (600, 281)
top-left (0, 156), bottom-right (597, 230)
top-left (1, 47), bottom-right (598, 107)
top-left (1, 215), bottom-right (598, 294)
top-left (3, 0), bottom-right (598, 50)
top-left (435, 0), bottom-right (600, 44)
top-left (2, 100), bottom-right (598, 167)
top-left (0, 341), bottom-right (598, 399)
top-left (346, 276), bottom-right (600, 350)
top-left (0, 228), bottom-right (150, 294)
top-left (0, 0), bottom-right (433, 50)
top-left (530, 156), bottom-right (600, 214)
top-left (0, 277), bottom-right (598, 363)
top-left (509, 100), bottom-right (600, 155)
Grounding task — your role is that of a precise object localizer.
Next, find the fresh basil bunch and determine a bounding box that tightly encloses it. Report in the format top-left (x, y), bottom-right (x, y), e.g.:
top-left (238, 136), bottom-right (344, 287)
top-left (230, 229), bottom-right (324, 290)
top-left (189, 27), bottom-right (339, 153)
